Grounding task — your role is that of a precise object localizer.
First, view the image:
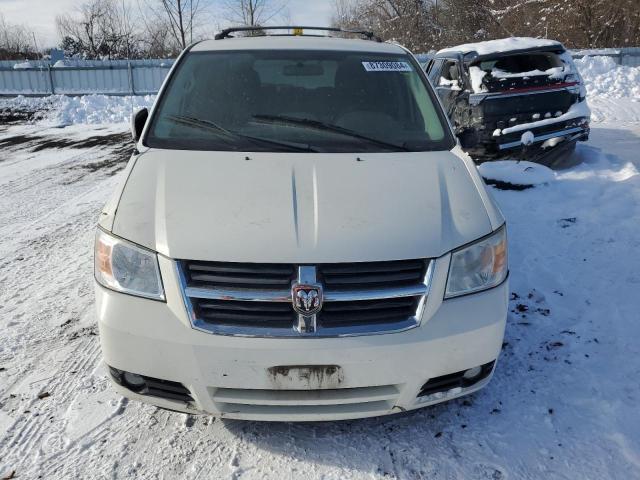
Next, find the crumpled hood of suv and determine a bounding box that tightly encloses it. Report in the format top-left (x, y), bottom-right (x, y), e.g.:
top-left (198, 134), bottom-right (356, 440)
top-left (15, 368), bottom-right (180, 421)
top-left (111, 149), bottom-right (500, 262)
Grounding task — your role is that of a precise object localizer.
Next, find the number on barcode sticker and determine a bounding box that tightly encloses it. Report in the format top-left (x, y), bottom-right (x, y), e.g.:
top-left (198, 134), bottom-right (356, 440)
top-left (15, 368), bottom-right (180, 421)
top-left (362, 61), bottom-right (412, 72)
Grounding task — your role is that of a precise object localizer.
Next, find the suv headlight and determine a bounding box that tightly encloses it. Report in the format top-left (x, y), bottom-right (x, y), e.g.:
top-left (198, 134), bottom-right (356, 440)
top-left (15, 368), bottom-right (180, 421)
top-left (564, 73), bottom-right (578, 83)
top-left (445, 226), bottom-right (508, 299)
top-left (94, 228), bottom-right (165, 301)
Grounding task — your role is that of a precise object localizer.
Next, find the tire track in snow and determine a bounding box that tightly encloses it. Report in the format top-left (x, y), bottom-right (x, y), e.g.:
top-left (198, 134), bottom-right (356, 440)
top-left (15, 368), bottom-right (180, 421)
top-left (0, 127), bottom-right (132, 478)
top-left (0, 338), bottom-right (101, 467)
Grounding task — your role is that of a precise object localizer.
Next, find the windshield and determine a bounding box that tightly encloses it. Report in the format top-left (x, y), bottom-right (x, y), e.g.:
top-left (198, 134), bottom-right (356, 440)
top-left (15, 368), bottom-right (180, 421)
top-left (146, 50), bottom-right (452, 152)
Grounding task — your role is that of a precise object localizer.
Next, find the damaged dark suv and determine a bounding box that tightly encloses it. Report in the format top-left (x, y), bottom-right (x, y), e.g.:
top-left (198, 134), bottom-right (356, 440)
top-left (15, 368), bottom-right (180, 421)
top-left (427, 37), bottom-right (590, 167)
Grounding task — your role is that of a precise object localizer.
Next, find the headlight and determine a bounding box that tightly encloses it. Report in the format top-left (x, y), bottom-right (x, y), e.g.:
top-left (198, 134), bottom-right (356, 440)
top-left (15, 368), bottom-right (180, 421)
top-left (445, 226), bottom-right (508, 299)
top-left (564, 73), bottom-right (578, 83)
top-left (94, 228), bottom-right (165, 301)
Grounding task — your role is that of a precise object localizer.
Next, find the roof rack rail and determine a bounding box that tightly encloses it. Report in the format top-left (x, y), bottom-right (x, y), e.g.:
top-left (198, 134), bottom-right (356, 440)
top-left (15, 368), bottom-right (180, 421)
top-left (214, 26), bottom-right (381, 42)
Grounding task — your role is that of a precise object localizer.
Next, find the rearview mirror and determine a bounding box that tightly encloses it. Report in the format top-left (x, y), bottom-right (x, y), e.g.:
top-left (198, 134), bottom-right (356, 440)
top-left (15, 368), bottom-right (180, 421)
top-left (131, 107), bottom-right (149, 142)
top-left (458, 129), bottom-right (479, 150)
top-left (283, 62), bottom-right (324, 76)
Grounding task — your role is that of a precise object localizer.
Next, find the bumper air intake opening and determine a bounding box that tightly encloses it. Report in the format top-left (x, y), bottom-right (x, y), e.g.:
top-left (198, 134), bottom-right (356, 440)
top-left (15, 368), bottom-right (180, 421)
top-left (109, 366), bottom-right (194, 403)
top-left (417, 361), bottom-right (496, 397)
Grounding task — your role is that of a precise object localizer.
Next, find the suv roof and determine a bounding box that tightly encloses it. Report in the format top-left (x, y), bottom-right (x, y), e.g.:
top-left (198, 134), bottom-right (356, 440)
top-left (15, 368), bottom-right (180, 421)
top-left (192, 36), bottom-right (407, 54)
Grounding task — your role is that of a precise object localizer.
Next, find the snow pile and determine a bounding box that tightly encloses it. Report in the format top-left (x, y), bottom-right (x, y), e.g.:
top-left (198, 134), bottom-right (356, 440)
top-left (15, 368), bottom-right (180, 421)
top-left (53, 59), bottom-right (81, 68)
top-left (50, 95), bottom-right (155, 125)
top-left (575, 56), bottom-right (640, 98)
top-left (438, 37), bottom-right (562, 56)
top-left (478, 160), bottom-right (555, 187)
top-left (12, 61), bottom-right (35, 70)
top-left (0, 94), bottom-right (155, 125)
top-left (469, 66), bottom-right (487, 92)
top-left (520, 130), bottom-right (534, 146)
top-left (438, 77), bottom-right (461, 90)
top-left (572, 48), bottom-right (621, 56)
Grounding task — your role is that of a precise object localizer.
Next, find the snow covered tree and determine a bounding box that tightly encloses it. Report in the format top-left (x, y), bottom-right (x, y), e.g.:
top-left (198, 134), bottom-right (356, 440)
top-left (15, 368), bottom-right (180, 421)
top-left (488, 0), bottom-right (640, 48)
top-left (331, 0), bottom-right (640, 51)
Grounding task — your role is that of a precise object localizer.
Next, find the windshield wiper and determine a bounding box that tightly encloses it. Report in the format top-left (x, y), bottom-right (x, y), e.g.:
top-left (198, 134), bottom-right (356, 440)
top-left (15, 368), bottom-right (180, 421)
top-left (167, 114), bottom-right (234, 136)
top-left (252, 114), bottom-right (410, 152)
top-left (166, 114), bottom-right (318, 152)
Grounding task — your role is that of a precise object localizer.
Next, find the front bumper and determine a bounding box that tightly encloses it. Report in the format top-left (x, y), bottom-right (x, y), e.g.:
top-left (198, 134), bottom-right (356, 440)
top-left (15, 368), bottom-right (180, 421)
top-left (96, 254), bottom-right (508, 421)
top-left (497, 121), bottom-right (590, 151)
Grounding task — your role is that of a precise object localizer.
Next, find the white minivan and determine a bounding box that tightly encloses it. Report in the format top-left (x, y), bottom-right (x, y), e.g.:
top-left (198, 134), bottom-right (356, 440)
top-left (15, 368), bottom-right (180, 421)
top-left (94, 27), bottom-right (508, 421)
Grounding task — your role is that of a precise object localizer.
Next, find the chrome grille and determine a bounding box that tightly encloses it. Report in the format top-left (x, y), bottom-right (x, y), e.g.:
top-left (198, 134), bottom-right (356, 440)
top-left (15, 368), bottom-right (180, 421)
top-left (177, 259), bottom-right (433, 337)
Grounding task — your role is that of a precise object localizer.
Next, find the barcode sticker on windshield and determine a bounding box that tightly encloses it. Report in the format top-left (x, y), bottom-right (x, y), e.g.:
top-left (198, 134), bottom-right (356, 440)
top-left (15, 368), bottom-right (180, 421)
top-left (362, 61), bottom-right (412, 72)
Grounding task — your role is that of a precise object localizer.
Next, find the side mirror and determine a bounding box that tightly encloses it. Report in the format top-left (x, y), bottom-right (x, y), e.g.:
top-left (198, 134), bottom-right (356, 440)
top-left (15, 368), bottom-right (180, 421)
top-left (458, 129), bottom-right (479, 150)
top-left (131, 107), bottom-right (149, 142)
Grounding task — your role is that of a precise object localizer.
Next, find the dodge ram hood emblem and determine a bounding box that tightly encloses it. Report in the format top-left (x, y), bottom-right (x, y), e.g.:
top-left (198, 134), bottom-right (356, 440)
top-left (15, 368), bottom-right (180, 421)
top-left (292, 284), bottom-right (323, 316)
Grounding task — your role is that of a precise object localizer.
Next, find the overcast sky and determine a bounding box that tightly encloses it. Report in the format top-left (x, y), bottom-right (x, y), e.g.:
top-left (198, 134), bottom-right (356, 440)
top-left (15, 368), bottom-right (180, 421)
top-left (0, 0), bottom-right (334, 48)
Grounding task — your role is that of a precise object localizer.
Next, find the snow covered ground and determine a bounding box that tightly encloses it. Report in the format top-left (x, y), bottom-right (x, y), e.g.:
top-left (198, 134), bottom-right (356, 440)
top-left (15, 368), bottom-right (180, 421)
top-left (0, 57), bottom-right (639, 479)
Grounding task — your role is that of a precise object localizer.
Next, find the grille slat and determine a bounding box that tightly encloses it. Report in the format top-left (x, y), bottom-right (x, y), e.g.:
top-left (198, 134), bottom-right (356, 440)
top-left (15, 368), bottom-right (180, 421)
top-left (321, 271), bottom-right (424, 286)
top-left (199, 301), bottom-right (292, 313)
top-left (195, 298), bottom-right (295, 328)
top-left (320, 309), bottom-right (416, 326)
top-left (184, 260), bottom-right (296, 290)
top-left (322, 298), bottom-right (416, 312)
top-left (190, 273), bottom-right (293, 286)
top-left (318, 260), bottom-right (427, 290)
top-left (200, 312), bottom-right (293, 326)
top-left (188, 264), bottom-right (294, 275)
top-left (320, 297), bottom-right (420, 327)
top-left (319, 260), bottom-right (424, 274)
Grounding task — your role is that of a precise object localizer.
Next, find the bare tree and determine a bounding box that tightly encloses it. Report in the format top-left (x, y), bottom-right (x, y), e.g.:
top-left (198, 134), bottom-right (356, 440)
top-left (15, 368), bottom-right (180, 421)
top-left (138, 16), bottom-right (182, 57)
top-left (146, 0), bottom-right (206, 49)
top-left (56, 0), bottom-right (139, 59)
top-left (0, 14), bottom-right (40, 60)
top-left (332, 0), bottom-right (443, 51)
top-left (222, 0), bottom-right (288, 28)
top-left (331, 0), bottom-right (361, 30)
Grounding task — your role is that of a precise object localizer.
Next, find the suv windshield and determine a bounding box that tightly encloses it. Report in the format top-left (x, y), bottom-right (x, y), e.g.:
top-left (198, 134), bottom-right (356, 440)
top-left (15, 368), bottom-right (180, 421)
top-left (146, 50), bottom-right (451, 152)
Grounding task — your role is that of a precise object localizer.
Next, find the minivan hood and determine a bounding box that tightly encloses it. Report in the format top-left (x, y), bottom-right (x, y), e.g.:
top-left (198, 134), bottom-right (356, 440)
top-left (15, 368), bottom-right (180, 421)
top-left (111, 149), bottom-right (499, 262)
